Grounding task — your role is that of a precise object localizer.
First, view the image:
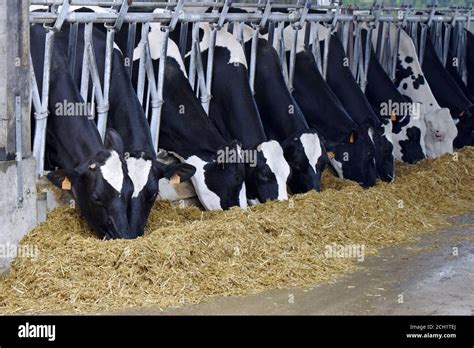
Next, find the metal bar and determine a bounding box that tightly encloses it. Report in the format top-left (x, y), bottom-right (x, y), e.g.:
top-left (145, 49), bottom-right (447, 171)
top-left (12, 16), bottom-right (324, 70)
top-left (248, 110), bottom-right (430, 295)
top-left (249, 26), bottom-right (259, 95)
top-left (375, 21), bottom-right (384, 60)
top-left (351, 22), bottom-right (361, 77)
top-left (311, 21), bottom-right (323, 74)
top-left (30, 11), bottom-right (474, 26)
top-left (15, 96), bottom-right (24, 208)
top-left (149, 28), bottom-right (170, 150)
top-left (267, 21), bottom-right (275, 47)
top-left (278, 21), bottom-right (289, 87)
top-left (418, 24), bottom-right (427, 66)
top-left (188, 22), bottom-right (199, 92)
top-left (391, 24), bottom-right (401, 81)
top-left (33, 29), bottom-right (55, 177)
top-left (204, 26), bottom-right (217, 114)
top-left (288, 25), bottom-right (298, 92)
top-left (27, 0), bottom-right (474, 13)
top-left (322, 26), bottom-right (331, 80)
top-left (136, 22), bottom-right (150, 105)
top-left (179, 21), bottom-right (189, 58)
top-left (87, 44), bottom-right (108, 138)
top-left (80, 24), bottom-right (91, 101)
top-left (67, 22), bottom-right (78, 75)
top-left (97, 27), bottom-right (115, 139)
top-left (442, 23), bottom-right (451, 67)
top-left (125, 22), bottom-right (136, 78)
top-left (360, 26), bottom-right (373, 92)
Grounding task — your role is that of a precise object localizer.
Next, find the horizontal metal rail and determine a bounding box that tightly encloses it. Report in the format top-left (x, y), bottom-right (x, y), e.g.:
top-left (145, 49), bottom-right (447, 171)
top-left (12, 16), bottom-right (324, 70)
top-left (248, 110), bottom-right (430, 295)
top-left (29, 0), bottom-right (473, 13)
top-left (30, 11), bottom-right (473, 25)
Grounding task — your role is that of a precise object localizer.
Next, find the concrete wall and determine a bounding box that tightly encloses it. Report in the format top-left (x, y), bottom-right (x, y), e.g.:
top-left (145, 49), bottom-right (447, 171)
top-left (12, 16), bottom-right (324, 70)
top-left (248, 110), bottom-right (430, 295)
top-left (0, 0), bottom-right (36, 274)
top-left (0, 159), bottom-right (38, 273)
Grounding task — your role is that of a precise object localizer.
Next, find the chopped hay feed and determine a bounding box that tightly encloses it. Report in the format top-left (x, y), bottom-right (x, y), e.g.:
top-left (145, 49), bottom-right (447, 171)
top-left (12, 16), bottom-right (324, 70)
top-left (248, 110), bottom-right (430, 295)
top-left (0, 148), bottom-right (473, 314)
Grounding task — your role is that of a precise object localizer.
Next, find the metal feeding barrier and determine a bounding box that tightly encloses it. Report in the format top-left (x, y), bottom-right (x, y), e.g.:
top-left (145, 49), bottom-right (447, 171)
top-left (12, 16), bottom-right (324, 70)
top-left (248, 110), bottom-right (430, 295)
top-left (28, 0), bottom-right (473, 177)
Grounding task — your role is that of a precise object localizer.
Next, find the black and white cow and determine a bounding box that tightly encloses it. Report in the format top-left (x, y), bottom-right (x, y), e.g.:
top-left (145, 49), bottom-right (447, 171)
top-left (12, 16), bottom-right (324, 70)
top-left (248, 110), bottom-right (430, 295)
top-left (55, 18), bottom-right (197, 236)
top-left (362, 29), bottom-right (427, 164)
top-left (30, 24), bottom-right (135, 239)
top-left (373, 24), bottom-right (458, 158)
top-left (132, 23), bottom-right (248, 210)
top-left (421, 30), bottom-right (474, 148)
top-left (284, 26), bottom-right (377, 187)
top-left (319, 29), bottom-right (395, 182)
top-left (186, 23), bottom-right (291, 204)
top-left (238, 24), bottom-right (329, 194)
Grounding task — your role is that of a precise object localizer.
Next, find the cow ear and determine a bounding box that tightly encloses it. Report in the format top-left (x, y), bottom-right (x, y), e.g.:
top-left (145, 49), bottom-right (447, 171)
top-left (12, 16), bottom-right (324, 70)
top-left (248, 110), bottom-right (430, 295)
top-left (155, 162), bottom-right (196, 184)
top-left (47, 169), bottom-right (79, 190)
top-left (349, 130), bottom-right (357, 144)
top-left (104, 128), bottom-right (124, 157)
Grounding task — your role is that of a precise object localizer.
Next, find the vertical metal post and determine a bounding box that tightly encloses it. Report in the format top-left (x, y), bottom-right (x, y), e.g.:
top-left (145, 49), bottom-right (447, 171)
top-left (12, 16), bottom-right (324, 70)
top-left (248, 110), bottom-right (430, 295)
top-left (179, 21), bottom-right (189, 58)
top-left (33, 29), bottom-right (55, 176)
top-left (150, 28), bottom-right (170, 150)
top-left (136, 22), bottom-right (150, 105)
top-left (15, 96), bottom-right (23, 208)
top-left (249, 26), bottom-right (259, 95)
top-left (67, 22), bottom-right (78, 75)
top-left (125, 22), bottom-right (136, 78)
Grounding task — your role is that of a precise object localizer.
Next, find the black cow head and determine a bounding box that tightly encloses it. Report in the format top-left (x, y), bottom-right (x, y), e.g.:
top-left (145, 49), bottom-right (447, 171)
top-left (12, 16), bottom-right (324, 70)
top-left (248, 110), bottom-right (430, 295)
top-left (323, 128), bottom-right (377, 188)
top-left (454, 106), bottom-right (474, 148)
top-left (125, 152), bottom-right (196, 236)
top-left (282, 130), bottom-right (329, 194)
top-left (245, 140), bottom-right (290, 204)
top-left (370, 122), bottom-right (395, 182)
top-left (183, 140), bottom-right (247, 210)
top-left (47, 129), bottom-right (135, 239)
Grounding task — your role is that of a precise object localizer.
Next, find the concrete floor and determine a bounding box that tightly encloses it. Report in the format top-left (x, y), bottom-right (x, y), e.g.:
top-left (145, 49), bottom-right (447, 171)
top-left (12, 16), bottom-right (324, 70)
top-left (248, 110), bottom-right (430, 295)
top-left (119, 213), bottom-right (474, 315)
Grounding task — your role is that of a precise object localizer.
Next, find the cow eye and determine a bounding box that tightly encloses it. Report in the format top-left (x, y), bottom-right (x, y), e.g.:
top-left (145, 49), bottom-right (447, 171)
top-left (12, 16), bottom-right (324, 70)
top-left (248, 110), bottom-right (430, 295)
top-left (92, 194), bottom-right (103, 206)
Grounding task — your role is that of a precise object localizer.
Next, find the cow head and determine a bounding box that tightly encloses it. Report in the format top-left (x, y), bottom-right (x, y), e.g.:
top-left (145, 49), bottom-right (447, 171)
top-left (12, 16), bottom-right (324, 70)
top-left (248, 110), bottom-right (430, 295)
top-left (281, 130), bottom-right (329, 193)
top-left (454, 111), bottom-right (474, 148)
top-left (47, 129), bottom-right (135, 239)
top-left (324, 128), bottom-right (377, 188)
top-left (424, 107), bottom-right (458, 158)
top-left (245, 140), bottom-right (290, 205)
top-left (125, 152), bottom-right (196, 236)
top-left (370, 122), bottom-right (395, 182)
top-left (182, 140), bottom-right (247, 210)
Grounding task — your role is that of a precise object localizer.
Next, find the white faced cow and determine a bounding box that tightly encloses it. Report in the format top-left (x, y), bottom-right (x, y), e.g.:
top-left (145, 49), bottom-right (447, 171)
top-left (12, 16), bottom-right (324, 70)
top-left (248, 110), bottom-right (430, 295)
top-left (373, 24), bottom-right (458, 158)
top-left (30, 23), bottom-right (136, 239)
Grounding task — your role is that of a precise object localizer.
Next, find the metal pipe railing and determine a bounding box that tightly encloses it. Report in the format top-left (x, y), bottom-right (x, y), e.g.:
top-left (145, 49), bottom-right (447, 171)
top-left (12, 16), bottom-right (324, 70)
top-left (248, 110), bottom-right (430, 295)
top-left (28, 0), bottom-right (473, 178)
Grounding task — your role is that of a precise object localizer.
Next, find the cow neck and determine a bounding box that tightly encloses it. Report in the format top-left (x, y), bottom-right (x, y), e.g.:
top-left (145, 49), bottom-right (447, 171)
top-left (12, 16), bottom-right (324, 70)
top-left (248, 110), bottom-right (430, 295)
top-left (244, 39), bottom-right (309, 141)
top-left (159, 59), bottom-right (228, 161)
top-left (292, 47), bottom-right (357, 143)
top-left (324, 34), bottom-right (380, 129)
top-left (107, 50), bottom-right (156, 158)
top-left (31, 25), bottom-right (104, 168)
top-left (422, 31), bottom-right (473, 117)
top-left (362, 31), bottom-right (408, 123)
top-left (205, 48), bottom-right (268, 150)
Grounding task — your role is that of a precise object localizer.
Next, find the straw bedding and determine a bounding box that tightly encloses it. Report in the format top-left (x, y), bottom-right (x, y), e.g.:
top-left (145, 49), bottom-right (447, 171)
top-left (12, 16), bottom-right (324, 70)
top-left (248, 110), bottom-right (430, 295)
top-left (0, 148), bottom-right (473, 314)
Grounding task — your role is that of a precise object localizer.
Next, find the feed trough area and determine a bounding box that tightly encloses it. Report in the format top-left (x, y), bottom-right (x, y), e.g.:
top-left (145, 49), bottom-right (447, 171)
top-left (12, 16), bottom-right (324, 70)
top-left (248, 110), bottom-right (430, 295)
top-left (0, 0), bottom-right (474, 319)
top-left (1, 148), bottom-right (473, 314)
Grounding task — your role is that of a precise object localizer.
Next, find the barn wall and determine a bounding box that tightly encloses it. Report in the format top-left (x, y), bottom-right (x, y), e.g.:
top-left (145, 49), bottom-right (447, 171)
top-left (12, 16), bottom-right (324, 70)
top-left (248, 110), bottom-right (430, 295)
top-left (0, 0), bottom-right (38, 274)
